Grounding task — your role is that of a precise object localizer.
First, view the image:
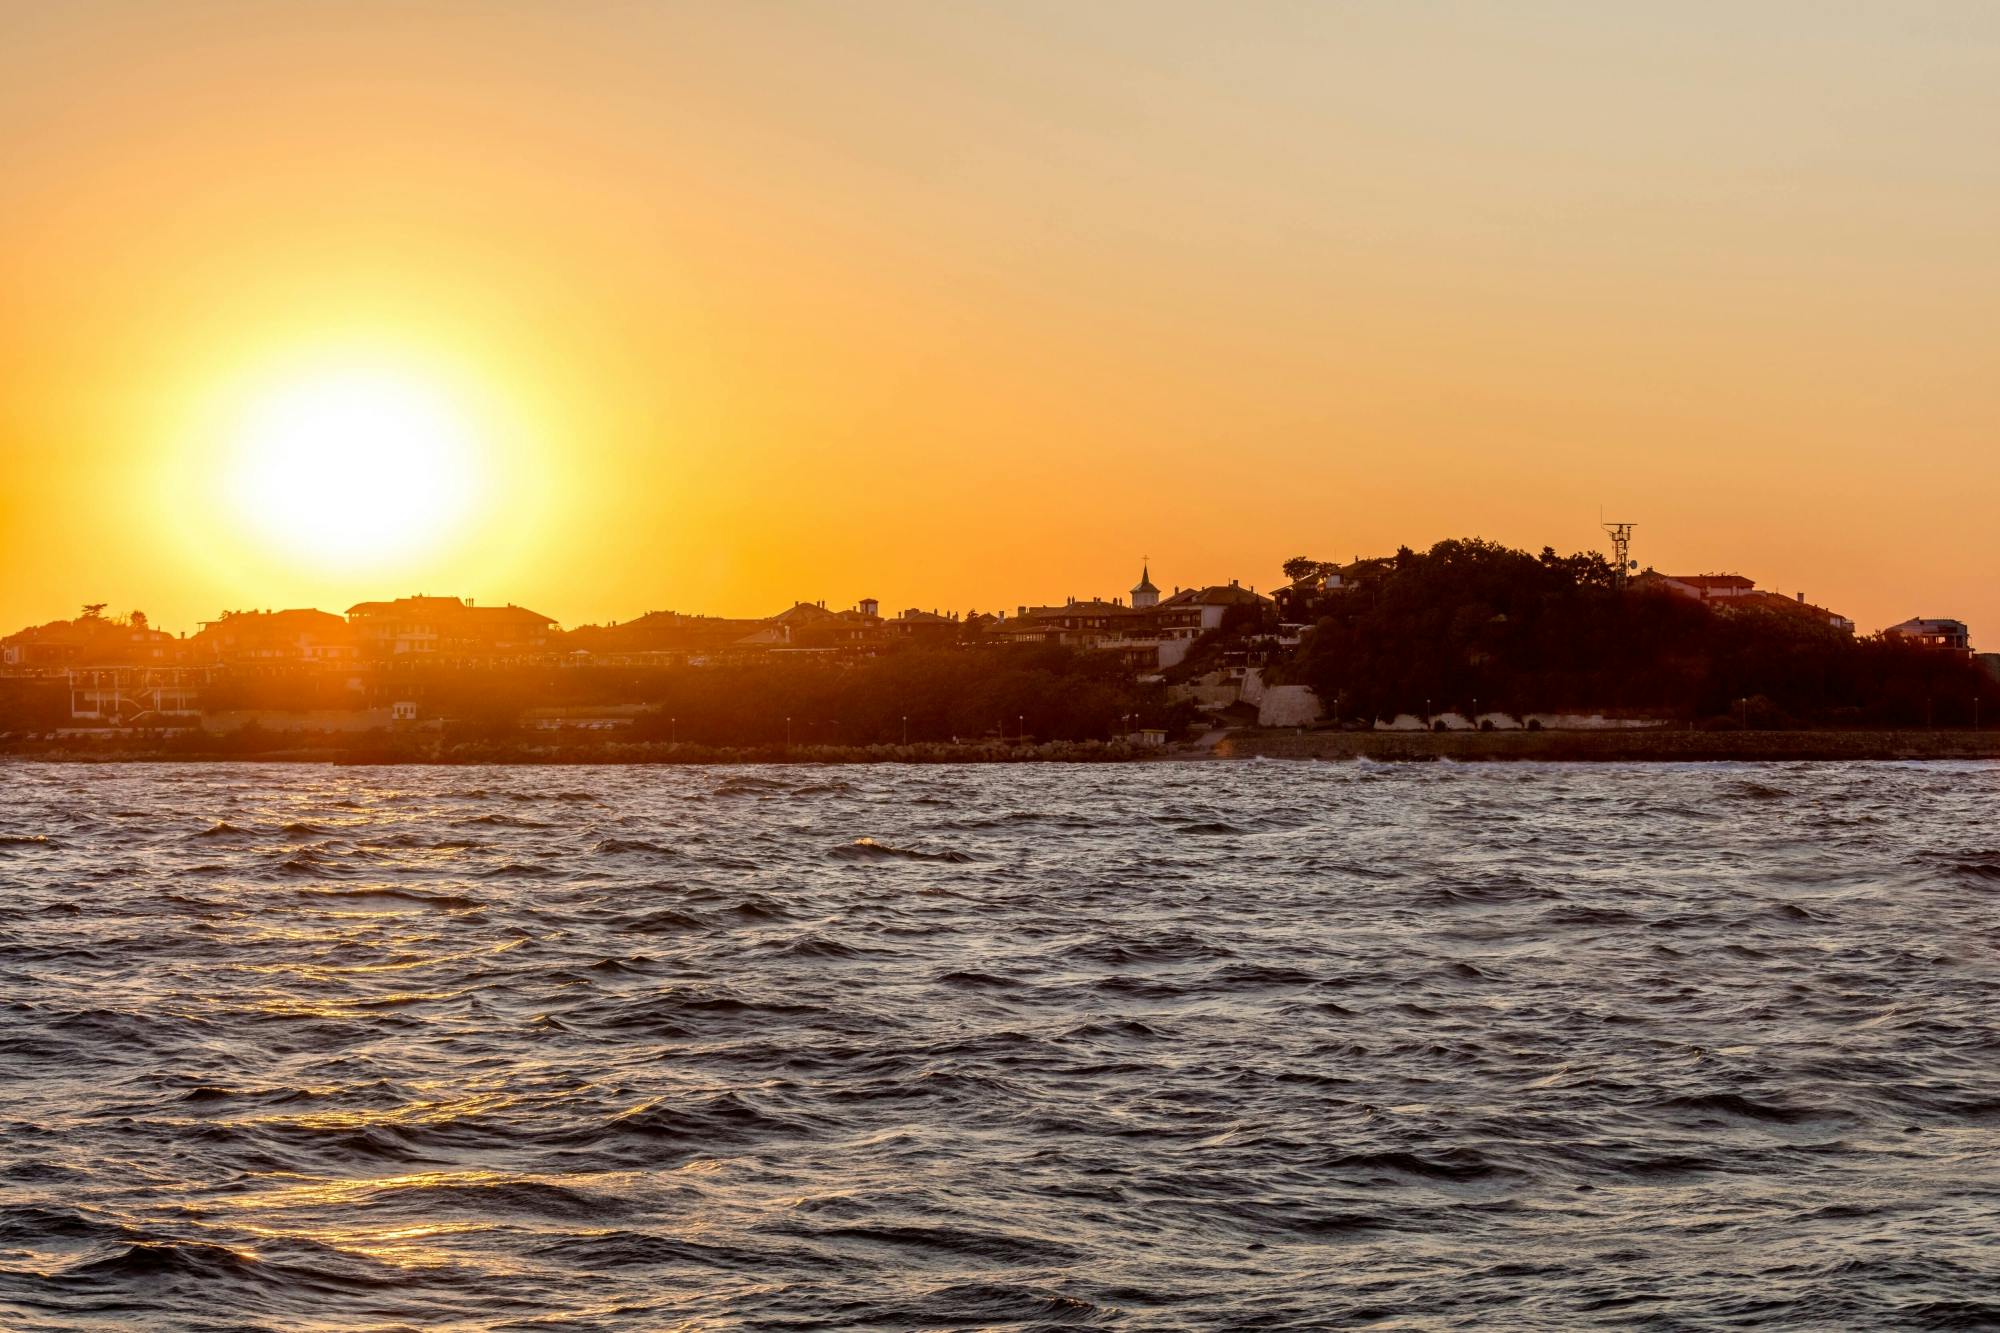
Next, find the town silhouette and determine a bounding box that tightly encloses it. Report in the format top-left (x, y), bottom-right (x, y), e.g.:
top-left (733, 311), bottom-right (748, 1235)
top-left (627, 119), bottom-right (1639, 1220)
top-left (5, 538), bottom-right (1993, 760)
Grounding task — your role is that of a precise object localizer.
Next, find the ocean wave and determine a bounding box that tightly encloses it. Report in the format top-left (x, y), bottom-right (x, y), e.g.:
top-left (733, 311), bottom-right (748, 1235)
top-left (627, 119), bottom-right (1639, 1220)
top-left (591, 836), bottom-right (675, 856)
top-left (1660, 1091), bottom-right (1829, 1124)
top-left (292, 886), bottom-right (482, 910)
top-left (1912, 851), bottom-right (2000, 882)
top-left (1063, 933), bottom-right (1234, 965)
top-left (57, 1239), bottom-right (262, 1284)
top-left (828, 837), bottom-right (974, 863)
top-left (715, 775), bottom-right (791, 796)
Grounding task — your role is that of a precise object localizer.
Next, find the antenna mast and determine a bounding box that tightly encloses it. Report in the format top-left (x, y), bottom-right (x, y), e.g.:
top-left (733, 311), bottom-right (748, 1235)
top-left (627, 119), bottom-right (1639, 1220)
top-left (1602, 520), bottom-right (1636, 589)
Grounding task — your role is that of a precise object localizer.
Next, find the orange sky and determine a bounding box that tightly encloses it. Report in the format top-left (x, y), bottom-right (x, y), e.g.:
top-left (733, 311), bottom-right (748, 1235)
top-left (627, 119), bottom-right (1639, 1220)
top-left (4, 2), bottom-right (1996, 638)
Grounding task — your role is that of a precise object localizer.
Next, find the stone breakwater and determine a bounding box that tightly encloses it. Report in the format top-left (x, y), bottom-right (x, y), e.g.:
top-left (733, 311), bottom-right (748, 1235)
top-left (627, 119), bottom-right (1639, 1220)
top-left (1220, 728), bottom-right (2000, 762)
top-left (11, 729), bottom-right (2000, 765)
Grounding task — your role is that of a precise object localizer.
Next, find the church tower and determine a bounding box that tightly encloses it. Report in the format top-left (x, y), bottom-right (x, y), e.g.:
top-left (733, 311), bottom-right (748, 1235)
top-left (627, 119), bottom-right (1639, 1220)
top-left (1130, 562), bottom-right (1159, 609)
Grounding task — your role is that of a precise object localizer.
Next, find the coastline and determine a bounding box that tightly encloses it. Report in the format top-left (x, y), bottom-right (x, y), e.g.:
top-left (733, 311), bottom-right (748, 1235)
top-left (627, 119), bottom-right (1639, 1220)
top-left (1217, 728), bottom-right (2000, 763)
top-left (0, 737), bottom-right (1155, 765)
top-left (4, 728), bottom-right (2000, 763)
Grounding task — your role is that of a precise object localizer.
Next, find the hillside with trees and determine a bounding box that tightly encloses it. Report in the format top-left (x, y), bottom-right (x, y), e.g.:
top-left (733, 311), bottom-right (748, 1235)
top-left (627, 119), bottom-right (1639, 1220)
top-left (1279, 539), bottom-right (1997, 727)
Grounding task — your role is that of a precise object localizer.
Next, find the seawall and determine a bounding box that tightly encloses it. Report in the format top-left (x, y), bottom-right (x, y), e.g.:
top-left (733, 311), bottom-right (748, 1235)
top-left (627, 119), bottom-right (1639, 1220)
top-left (1217, 729), bottom-right (2000, 762)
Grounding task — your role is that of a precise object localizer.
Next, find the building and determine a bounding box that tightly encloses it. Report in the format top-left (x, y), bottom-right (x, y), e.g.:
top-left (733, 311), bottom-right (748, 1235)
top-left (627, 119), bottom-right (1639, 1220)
top-left (993, 597), bottom-right (1144, 649)
top-left (995, 580), bottom-right (1277, 669)
top-left (65, 666), bottom-right (208, 724)
top-left (1634, 571), bottom-right (1854, 632)
top-left (1152, 581), bottom-right (1273, 637)
top-left (1885, 618), bottom-right (1972, 654)
top-left (346, 596), bottom-right (557, 659)
top-left (1, 608), bottom-right (177, 669)
top-left (562, 610), bottom-right (764, 661)
top-left (1139, 582), bottom-right (1279, 668)
top-left (735, 601), bottom-right (842, 650)
top-left (1130, 564), bottom-right (1160, 610)
top-left (1641, 572), bottom-right (1759, 602)
top-left (886, 608), bottom-right (958, 642)
top-left (1271, 557), bottom-right (1392, 623)
top-left (191, 609), bottom-right (356, 665)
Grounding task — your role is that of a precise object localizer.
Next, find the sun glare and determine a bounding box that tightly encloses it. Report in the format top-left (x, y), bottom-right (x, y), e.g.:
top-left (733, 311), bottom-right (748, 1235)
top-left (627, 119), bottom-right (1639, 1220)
top-left (226, 369), bottom-right (482, 568)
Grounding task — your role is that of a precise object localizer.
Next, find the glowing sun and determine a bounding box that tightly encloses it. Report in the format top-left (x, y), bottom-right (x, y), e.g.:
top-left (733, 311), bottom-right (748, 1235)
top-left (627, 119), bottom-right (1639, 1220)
top-left (225, 368), bottom-right (482, 567)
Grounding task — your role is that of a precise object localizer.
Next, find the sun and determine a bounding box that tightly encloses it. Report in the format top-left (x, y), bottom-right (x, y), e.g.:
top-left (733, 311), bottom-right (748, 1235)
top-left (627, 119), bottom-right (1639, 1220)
top-left (225, 368), bottom-right (483, 568)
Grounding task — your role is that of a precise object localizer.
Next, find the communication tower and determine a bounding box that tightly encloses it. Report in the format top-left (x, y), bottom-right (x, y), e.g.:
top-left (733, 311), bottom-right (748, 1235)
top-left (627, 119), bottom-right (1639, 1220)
top-left (1602, 520), bottom-right (1637, 590)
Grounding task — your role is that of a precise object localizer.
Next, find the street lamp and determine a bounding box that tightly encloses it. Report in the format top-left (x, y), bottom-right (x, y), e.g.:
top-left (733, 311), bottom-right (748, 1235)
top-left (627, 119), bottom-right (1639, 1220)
top-left (670, 716), bottom-right (676, 744)
top-left (785, 715), bottom-right (792, 746)
top-left (901, 715), bottom-right (909, 745)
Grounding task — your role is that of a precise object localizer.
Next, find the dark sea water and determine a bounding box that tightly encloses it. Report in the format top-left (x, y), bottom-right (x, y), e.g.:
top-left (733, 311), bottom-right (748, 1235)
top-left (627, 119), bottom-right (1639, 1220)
top-left (1, 759), bottom-right (1997, 1331)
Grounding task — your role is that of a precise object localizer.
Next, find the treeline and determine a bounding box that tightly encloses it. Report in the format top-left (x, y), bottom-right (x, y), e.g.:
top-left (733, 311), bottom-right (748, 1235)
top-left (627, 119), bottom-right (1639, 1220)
top-left (222, 645), bottom-right (1191, 745)
top-left (1280, 538), bottom-right (1998, 726)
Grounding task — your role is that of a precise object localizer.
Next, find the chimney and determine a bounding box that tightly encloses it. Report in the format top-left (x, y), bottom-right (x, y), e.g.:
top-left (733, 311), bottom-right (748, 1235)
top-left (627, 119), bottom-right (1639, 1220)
top-left (1797, 591), bottom-right (1805, 603)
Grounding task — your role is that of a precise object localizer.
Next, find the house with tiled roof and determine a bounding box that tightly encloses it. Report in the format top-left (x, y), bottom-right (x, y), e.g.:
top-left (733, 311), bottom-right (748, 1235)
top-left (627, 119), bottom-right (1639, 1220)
top-left (1, 608), bottom-right (177, 669)
top-left (991, 597), bottom-right (1144, 648)
top-left (1885, 618), bottom-right (1972, 654)
top-left (1153, 581), bottom-right (1273, 633)
top-left (1633, 571), bottom-right (1853, 632)
top-left (192, 609), bottom-right (356, 665)
top-left (1635, 572), bottom-right (1758, 601)
top-left (346, 596), bottom-right (556, 658)
top-left (563, 610), bottom-right (765, 660)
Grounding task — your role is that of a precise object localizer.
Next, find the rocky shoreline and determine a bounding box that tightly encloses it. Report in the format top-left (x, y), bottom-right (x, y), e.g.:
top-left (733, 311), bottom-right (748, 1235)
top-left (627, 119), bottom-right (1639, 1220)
top-left (0, 736), bottom-right (1155, 765)
top-left (1218, 728), bottom-right (2000, 762)
top-left (6, 727), bottom-right (2000, 764)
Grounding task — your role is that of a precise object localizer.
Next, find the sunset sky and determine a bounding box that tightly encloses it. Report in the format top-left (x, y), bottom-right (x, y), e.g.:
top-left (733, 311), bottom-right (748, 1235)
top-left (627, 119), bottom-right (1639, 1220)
top-left (4, 2), bottom-right (1996, 637)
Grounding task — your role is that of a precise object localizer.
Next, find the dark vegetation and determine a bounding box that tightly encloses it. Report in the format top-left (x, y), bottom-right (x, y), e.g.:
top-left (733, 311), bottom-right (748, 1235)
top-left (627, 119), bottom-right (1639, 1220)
top-left (1280, 538), bottom-right (2000, 727)
top-left (416, 645), bottom-right (1187, 744)
top-left (1, 646), bottom-right (1193, 747)
top-left (608, 645), bottom-right (1192, 744)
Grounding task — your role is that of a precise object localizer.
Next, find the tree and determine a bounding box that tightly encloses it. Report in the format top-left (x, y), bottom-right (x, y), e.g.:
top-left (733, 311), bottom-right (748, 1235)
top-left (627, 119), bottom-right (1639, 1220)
top-left (1282, 555), bottom-right (1331, 583)
top-left (1280, 536), bottom-right (1998, 725)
